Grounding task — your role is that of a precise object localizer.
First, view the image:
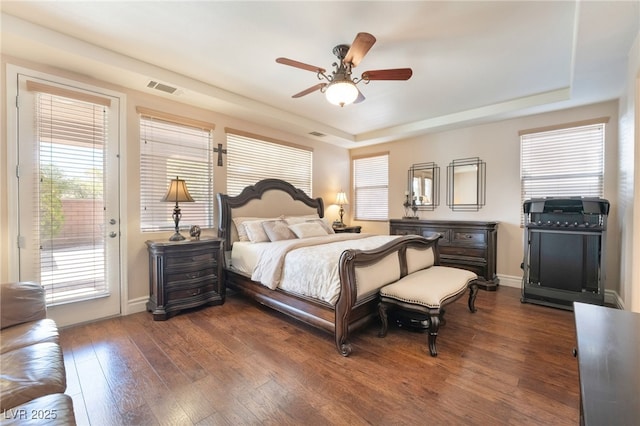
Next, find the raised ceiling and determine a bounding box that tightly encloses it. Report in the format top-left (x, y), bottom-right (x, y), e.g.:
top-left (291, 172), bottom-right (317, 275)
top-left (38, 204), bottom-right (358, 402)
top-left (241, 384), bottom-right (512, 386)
top-left (1, 1), bottom-right (638, 147)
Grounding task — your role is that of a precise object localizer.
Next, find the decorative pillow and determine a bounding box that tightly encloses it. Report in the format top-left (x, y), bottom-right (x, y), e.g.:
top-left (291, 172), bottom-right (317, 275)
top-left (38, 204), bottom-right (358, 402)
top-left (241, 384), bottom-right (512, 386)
top-left (306, 218), bottom-right (335, 234)
top-left (232, 217), bottom-right (261, 242)
top-left (243, 220), bottom-right (271, 243)
top-left (285, 215), bottom-right (334, 234)
top-left (262, 220), bottom-right (296, 241)
top-left (288, 222), bottom-right (328, 238)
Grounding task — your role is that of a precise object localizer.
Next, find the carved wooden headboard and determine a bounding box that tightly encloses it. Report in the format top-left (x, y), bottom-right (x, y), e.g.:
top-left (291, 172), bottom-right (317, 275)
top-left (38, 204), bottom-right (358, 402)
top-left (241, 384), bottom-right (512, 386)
top-left (217, 179), bottom-right (324, 250)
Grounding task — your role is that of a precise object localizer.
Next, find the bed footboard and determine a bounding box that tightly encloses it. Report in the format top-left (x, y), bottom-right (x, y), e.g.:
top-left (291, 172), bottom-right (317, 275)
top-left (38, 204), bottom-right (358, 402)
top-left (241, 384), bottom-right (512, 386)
top-left (335, 234), bottom-right (441, 356)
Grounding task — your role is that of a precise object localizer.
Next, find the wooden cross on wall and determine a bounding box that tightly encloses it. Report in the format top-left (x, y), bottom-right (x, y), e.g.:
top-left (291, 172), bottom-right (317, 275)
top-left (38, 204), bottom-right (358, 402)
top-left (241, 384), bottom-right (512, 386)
top-left (213, 143), bottom-right (227, 167)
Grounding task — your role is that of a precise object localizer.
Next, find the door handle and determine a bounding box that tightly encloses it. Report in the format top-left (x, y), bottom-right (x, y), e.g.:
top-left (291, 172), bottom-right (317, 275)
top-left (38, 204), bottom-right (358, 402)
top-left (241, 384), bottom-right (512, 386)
top-left (109, 231), bottom-right (117, 238)
top-left (109, 219), bottom-right (117, 225)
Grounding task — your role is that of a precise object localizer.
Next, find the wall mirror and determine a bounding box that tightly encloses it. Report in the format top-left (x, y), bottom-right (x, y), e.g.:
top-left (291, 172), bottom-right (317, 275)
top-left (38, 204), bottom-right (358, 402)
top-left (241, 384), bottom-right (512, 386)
top-left (446, 157), bottom-right (486, 211)
top-left (405, 162), bottom-right (440, 215)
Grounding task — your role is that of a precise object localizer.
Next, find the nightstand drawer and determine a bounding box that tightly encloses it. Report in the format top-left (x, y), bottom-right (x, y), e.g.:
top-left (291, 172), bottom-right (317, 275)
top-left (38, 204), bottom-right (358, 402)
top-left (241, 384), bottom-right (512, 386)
top-left (165, 251), bottom-right (216, 267)
top-left (166, 267), bottom-right (217, 284)
top-left (167, 283), bottom-right (216, 303)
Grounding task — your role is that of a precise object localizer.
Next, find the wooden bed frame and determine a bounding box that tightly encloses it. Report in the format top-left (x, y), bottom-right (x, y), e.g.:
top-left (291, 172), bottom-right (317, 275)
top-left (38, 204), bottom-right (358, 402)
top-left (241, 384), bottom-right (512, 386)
top-left (217, 179), bottom-right (438, 356)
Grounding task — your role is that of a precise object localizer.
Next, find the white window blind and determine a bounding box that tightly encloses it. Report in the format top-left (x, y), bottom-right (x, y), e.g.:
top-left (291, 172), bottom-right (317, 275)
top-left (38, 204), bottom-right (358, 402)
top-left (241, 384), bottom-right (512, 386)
top-left (35, 91), bottom-right (109, 305)
top-left (226, 130), bottom-right (313, 196)
top-left (520, 123), bottom-right (605, 201)
top-left (140, 113), bottom-right (214, 231)
top-left (353, 154), bottom-right (389, 221)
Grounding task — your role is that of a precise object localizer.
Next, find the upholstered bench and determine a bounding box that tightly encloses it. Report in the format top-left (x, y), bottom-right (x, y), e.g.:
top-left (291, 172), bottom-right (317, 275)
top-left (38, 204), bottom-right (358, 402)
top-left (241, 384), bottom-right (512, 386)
top-left (378, 266), bottom-right (478, 356)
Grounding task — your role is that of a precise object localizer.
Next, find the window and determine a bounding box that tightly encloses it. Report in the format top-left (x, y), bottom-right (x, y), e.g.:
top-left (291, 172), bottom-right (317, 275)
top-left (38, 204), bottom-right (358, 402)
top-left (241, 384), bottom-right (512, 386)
top-left (139, 108), bottom-right (214, 231)
top-left (520, 120), bottom-right (606, 217)
top-left (226, 129), bottom-right (313, 195)
top-left (353, 153), bottom-right (389, 221)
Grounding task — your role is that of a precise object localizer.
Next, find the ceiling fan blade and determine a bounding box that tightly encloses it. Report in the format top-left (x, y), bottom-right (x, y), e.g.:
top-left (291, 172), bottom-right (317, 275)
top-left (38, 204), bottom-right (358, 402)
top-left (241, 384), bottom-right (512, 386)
top-left (361, 68), bottom-right (413, 81)
top-left (276, 57), bottom-right (326, 74)
top-left (292, 83), bottom-right (327, 98)
top-left (354, 88), bottom-right (365, 104)
top-left (344, 32), bottom-right (376, 67)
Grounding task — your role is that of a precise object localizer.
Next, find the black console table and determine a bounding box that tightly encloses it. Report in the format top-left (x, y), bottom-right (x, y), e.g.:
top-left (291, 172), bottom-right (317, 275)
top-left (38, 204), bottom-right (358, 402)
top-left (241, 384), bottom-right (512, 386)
top-left (573, 302), bottom-right (640, 425)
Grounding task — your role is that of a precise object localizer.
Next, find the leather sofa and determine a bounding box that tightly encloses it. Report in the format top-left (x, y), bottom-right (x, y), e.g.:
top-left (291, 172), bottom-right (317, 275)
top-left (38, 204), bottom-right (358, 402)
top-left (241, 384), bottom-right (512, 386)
top-left (0, 282), bottom-right (76, 425)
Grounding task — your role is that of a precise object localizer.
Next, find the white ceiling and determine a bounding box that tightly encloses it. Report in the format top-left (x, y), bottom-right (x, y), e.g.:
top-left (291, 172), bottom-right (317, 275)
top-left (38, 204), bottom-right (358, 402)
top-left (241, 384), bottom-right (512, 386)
top-left (1, 1), bottom-right (638, 148)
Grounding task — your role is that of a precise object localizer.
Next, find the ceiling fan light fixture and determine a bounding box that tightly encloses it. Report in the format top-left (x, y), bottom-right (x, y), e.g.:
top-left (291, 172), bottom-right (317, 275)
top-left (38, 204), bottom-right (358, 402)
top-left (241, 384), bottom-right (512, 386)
top-left (325, 80), bottom-right (358, 107)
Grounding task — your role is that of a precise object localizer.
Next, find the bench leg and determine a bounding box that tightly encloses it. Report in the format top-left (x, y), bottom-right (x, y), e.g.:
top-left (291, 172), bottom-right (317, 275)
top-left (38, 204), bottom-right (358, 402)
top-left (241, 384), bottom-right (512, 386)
top-left (378, 302), bottom-right (389, 338)
top-left (427, 313), bottom-right (440, 356)
top-left (468, 282), bottom-right (479, 313)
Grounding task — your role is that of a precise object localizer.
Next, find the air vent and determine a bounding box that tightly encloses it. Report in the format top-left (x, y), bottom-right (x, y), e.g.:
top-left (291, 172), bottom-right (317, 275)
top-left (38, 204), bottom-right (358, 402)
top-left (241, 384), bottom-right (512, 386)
top-left (147, 80), bottom-right (178, 95)
top-left (309, 131), bottom-right (326, 137)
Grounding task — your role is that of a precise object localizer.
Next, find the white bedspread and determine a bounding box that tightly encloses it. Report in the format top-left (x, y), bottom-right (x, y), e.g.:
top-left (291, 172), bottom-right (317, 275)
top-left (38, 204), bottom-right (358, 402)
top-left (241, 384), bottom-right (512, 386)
top-left (237, 233), bottom-right (400, 305)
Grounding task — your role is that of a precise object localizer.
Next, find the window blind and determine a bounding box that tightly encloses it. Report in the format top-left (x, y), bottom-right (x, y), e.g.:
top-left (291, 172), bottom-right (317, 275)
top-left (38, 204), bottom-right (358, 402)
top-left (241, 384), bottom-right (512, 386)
top-left (140, 114), bottom-right (214, 231)
top-left (520, 122), bottom-right (605, 222)
top-left (226, 130), bottom-right (313, 196)
top-left (353, 153), bottom-right (389, 221)
top-left (35, 92), bottom-right (108, 305)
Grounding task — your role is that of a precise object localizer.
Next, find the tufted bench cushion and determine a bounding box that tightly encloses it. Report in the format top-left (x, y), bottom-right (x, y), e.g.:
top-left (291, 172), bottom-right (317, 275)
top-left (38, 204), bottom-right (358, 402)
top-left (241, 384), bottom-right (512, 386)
top-left (380, 266), bottom-right (477, 308)
top-left (378, 266), bottom-right (479, 356)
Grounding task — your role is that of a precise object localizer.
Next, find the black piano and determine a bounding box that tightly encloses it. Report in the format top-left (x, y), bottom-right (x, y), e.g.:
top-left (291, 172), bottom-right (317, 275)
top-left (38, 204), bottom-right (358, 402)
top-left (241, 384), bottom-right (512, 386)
top-left (521, 197), bottom-right (610, 310)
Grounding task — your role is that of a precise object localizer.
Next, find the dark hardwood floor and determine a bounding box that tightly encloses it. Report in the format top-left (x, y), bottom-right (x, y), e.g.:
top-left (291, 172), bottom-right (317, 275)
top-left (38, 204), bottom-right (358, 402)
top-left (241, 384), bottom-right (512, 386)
top-left (60, 286), bottom-right (580, 425)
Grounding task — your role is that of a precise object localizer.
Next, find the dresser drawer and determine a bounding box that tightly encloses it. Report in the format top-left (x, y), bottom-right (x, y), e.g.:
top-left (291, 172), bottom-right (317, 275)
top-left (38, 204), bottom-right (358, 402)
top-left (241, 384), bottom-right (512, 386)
top-left (439, 246), bottom-right (486, 258)
top-left (421, 228), bottom-right (449, 242)
top-left (450, 229), bottom-right (486, 245)
top-left (391, 226), bottom-right (421, 236)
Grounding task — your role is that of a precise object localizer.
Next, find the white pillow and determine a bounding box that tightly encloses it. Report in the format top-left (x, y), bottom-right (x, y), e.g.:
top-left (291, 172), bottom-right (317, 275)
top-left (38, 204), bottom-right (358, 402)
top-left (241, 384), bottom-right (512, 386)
top-left (262, 220), bottom-right (296, 241)
top-left (243, 220), bottom-right (271, 243)
top-left (232, 217), bottom-right (260, 242)
top-left (285, 216), bottom-right (334, 234)
top-left (306, 218), bottom-right (335, 234)
top-left (289, 222), bottom-right (328, 238)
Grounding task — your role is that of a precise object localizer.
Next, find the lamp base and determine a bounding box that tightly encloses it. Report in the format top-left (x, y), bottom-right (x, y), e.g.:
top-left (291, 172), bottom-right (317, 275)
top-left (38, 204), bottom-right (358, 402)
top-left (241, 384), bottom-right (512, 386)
top-left (169, 231), bottom-right (185, 241)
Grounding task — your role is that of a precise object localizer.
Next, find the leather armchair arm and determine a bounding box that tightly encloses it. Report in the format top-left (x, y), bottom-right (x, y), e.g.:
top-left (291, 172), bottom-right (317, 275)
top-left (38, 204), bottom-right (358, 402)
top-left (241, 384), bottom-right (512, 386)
top-left (0, 282), bottom-right (47, 329)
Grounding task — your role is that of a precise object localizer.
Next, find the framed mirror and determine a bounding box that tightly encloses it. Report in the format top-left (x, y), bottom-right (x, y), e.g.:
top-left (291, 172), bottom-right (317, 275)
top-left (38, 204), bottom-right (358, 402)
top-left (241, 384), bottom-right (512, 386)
top-left (446, 157), bottom-right (486, 211)
top-left (405, 162), bottom-right (440, 215)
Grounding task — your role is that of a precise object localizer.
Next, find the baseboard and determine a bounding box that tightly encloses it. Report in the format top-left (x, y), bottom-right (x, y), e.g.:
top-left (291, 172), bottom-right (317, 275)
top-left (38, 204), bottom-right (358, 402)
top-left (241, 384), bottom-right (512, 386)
top-left (604, 290), bottom-right (624, 309)
top-left (496, 274), bottom-right (521, 289)
top-left (497, 274), bottom-right (623, 308)
top-left (124, 296), bottom-right (148, 316)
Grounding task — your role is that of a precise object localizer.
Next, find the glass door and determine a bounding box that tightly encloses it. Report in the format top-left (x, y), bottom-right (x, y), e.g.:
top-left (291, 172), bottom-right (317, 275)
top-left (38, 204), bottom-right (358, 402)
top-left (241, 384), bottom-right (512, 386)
top-left (16, 74), bottom-right (122, 326)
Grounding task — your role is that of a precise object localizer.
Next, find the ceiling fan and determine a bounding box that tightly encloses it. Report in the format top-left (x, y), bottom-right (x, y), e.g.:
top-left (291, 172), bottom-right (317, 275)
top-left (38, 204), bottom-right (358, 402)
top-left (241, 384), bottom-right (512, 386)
top-left (276, 32), bottom-right (412, 107)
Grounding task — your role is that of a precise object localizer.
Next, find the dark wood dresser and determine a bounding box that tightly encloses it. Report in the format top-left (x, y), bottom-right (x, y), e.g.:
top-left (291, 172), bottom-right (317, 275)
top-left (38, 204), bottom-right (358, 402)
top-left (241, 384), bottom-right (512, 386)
top-left (389, 219), bottom-right (499, 290)
top-left (146, 237), bottom-right (224, 320)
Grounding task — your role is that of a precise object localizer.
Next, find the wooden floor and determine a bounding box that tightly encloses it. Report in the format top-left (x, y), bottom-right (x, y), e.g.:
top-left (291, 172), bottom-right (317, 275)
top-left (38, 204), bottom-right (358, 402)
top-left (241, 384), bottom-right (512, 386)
top-left (60, 286), bottom-right (580, 425)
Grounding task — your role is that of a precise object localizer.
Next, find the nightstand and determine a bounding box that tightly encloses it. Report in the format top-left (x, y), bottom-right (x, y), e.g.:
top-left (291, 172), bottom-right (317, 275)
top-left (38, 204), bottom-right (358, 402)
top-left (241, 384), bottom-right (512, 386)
top-left (146, 237), bottom-right (224, 320)
top-left (333, 225), bottom-right (362, 233)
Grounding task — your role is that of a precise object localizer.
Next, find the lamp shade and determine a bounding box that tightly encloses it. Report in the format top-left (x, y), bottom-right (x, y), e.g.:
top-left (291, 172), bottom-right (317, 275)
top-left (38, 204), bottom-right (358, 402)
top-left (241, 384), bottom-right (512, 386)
top-left (162, 177), bottom-right (194, 203)
top-left (325, 81), bottom-right (359, 107)
top-left (335, 191), bottom-right (349, 205)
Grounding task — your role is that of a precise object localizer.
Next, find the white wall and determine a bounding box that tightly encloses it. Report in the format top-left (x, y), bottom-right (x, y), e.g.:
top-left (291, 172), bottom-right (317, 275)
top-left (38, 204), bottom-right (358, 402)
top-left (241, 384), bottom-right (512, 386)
top-left (618, 30), bottom-right (640, 312)
top-left (350, 101), bottom-right (621, 294)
